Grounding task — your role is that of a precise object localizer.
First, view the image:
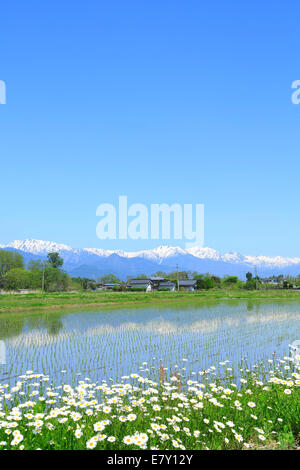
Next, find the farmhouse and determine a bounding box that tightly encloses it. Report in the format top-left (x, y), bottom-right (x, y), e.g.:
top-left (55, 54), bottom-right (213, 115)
top-left (127, 279), bottom-right (153, 291)
top-left (127, 277), bottom-right (176, 292)
top-left (260, 278), bottom-right (281, 286)
top-left (178, 280), bottom-right (197, 291)
top-left (158, 281), bottom-right (176, 291)
top-left (97, 282), bottom-right (120, 291)
top-left (149, 277), bottom-right (165, 289)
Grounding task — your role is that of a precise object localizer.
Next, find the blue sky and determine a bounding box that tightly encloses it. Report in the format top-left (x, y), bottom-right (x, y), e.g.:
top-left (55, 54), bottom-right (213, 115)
top-left (0, 1), bottom-right (300, 256)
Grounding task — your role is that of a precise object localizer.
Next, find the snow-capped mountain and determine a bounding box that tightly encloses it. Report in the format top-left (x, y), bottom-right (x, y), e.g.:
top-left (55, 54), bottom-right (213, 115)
top-left (1, 239), bottom-right (300, 279)
top-left (5, 239), bottom-right (75, 255)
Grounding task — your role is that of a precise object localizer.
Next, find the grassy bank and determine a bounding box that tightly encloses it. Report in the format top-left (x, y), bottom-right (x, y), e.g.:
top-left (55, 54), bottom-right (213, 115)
top-left (0, 356), bottom-right (299, 450)
top-left (1, 289), bottom-right (300, 313)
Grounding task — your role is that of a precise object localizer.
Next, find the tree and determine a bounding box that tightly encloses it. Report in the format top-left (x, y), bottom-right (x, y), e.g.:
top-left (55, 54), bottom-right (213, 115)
top-left (194, 274), bottom-right (215, 290)
top-left (4, 268), bottom-right (32, 290)
top-left (151, 271), bottom-right (168, 278)
top-left (99, 273), bottom-right (121, 284)
top-left (44, 267), bottom-right (70, 292)
top-left (4, 268), bottom-right (41, 290)
top-left (0, 250), bottom-right (24, 286)
top-left (28, 259), bottom-right (46, 272)
top-left (167, 270), bottom-right (189, 281)
top-left (72, 277), bottom-right (96, 290)
top-left (28, 259), bottom-right (50, 291)
top-left (246, 272), bottom-right (253, 281)
top-left (47, 252), bottom-right (63, 269)
top-left (222, 276), bottom-right (239, 287)
top-left (245, 278), bottom-right (256, 290)
top-left (211, 275), bottom-right (221, 286)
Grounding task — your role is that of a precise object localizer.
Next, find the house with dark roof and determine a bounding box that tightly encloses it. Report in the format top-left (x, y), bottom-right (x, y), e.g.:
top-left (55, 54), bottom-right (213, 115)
top-left (178, 280), bottom-right (197, 291)
top-left (158, 281), bottom-right (176, 291)
top-left (127, 279), bottom-right (153, 292)
top-left (126, 278), bottom-right (197, 292)
top-left (260, 278), bottom-right (279, 286)
top-left (97, 282), bottom-right (120, 291)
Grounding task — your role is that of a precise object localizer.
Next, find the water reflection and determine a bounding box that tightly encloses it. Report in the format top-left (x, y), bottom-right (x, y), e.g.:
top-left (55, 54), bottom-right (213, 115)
top-left (0, 300), bottom-right (299, 385)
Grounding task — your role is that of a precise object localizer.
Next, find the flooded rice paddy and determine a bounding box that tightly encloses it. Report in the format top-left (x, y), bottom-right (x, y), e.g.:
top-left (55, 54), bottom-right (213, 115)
top-left (0, 300), bottom-right (299, 385)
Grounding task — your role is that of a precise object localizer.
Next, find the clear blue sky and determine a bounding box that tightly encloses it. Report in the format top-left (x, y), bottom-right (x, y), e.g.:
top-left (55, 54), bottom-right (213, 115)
top-left (0, 1), bottom-right (300, 256)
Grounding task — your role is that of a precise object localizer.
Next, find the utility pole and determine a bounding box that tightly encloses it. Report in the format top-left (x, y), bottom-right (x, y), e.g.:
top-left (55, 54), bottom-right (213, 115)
top-left (41, 261), bottom-right (47, 292)
top-left (42, 267), bottom-right (45, 292)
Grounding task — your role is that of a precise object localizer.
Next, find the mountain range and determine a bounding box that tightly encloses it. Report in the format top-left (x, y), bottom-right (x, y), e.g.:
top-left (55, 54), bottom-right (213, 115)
top-left (1, 239), bottom-right (300, 280)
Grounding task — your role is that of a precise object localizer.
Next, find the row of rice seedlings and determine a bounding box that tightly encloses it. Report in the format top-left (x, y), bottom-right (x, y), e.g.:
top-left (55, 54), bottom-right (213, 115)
top-left (1, 303), bottom-right (299, 387)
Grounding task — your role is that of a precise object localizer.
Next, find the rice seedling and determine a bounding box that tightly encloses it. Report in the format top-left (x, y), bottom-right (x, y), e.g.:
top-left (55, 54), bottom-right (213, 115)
top-left (0, 301), bottom-right (299, 387)
top-left (0, 301), bottom-right (299, 449)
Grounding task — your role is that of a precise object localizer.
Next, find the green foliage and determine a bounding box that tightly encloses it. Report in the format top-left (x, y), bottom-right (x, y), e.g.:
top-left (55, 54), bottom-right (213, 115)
top-left (246, 272), bottom-right (253, 281)
top-left (167, 271), bottom-right (190, 281)
top-left (99, 273), bottom-right (121, 284)
top-left (222, 276), bottom-right (239, 287)
top-left (244, 277), bottom-right (261, 290)
top-left (28, 259), bottom-right (47, 272)
top-left (278, 428), bottom-right (296, 450)
top-left (44, 267), bottom-right (70, 292)
top-left (0, 289), bottom-right (300, 313)
top-left (194, 274), bottom-right (215, 290)
top-left (245, 278), bottom-right (256, 290)
top-left (4, 268), bottom-right (33, 290)
top-left (72, 277), bottom-right (96, 290)
top-left (0, 357), bottom-right (299, 450)
top-left (0, 250), bottom-right (24, 286)
top-left (211, 275), bottom-right (221, 285)
top-left (47, 252), bottom-right (64, 269)
top-left (151, 271), bottom-right (168, 278)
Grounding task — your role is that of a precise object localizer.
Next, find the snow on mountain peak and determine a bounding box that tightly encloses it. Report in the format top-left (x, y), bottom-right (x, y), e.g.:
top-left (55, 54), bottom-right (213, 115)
top-left (187, 246), bottom-right (220, 260)
top-left (152, 246), bottom-right (187, 258)
top-left (5, 239), bottom-right (74, 255)
top-left (1, 239), bottom-right (300, 271)
top-left (245, 254), bottom-right (300, 267)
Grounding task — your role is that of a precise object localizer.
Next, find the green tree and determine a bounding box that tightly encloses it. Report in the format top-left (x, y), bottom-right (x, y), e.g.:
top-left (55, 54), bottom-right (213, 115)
top-left (72, 277), bottom-right (96, 290)
top-left (28, 259), bottom-right (46, 272)
top-left (245, 278), bottom-right (257, 290)
top-left (168, 271), bottom-right (189, 281)
top-left (246, 272), bottom-right (253, 281)
top-left (222, 276), bottom-right (239, 287)
top-left (211, 275), bottom-right (221, 286)
top-left (0, 250), bottom-right (24, 286)
top-left (194, 274), bottom-right (215, 290)
top-left (44, 267), bottom-right (70, 292)
top-left (151, 271), bottom-right (168, 278)
top-left (47, 252), bottom-right (64, 269)
top-left (4, 268), bottom-right (33, 290)
top-left (99, 274), bottom-right (121, 284)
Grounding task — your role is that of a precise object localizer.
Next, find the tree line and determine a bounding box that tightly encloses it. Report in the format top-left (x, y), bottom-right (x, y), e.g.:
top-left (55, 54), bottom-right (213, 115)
top-left (0, 250), bottom-right (70, 291)
top-left (1, 249), bottom-right (299, 292)
top-left (96, 271), bottom-right (300, 291)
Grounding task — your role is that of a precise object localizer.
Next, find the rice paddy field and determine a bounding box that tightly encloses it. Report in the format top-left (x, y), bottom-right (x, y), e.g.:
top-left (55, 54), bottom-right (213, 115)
top-left (0, 300), bottom-right (299, 450)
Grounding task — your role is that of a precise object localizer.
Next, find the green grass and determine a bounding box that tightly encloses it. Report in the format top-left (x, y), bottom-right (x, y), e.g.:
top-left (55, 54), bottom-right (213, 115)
top-left (0, 356), bottom-right (299, 450)
top-left (1, 289), bottom-right (300, 313)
